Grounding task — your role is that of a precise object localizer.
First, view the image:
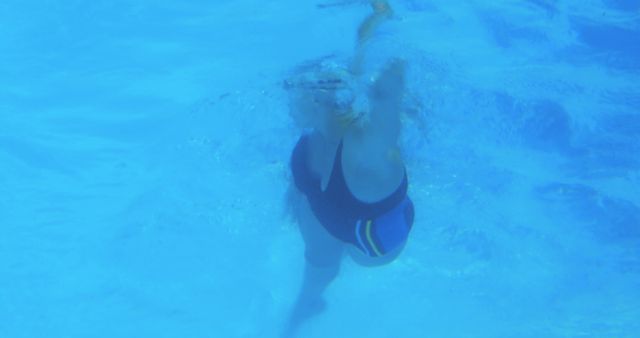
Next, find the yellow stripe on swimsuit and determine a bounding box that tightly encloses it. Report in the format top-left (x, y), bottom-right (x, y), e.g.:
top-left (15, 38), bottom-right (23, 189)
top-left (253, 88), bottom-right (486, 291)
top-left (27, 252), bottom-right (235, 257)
top-left (365, 219), bottom-right (383, 256)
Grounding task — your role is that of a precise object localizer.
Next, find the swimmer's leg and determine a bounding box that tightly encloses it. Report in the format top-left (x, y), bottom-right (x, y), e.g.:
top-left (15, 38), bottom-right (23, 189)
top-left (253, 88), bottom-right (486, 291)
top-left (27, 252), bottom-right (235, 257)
top-left (283, 261), bottom-right (340, 338)
top-left (283, 195), bottom-right (343, 338)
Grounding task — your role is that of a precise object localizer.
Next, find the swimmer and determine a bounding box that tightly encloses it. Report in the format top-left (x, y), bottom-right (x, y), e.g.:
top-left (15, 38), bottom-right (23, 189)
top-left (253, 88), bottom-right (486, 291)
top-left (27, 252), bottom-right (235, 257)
top-left (283, 1), bottom-right (414, 337)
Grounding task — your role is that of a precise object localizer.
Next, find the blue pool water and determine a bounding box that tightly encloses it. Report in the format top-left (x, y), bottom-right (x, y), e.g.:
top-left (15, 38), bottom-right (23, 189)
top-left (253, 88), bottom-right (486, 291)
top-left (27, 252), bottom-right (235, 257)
top-left (1, 1), bottom-right (639, 337)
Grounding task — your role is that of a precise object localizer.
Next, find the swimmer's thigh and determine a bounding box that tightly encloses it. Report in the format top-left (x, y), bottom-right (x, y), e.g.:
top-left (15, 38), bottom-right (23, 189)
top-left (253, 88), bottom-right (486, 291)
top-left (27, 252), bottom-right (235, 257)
top-left (294, 194), bottom-right (344, 267)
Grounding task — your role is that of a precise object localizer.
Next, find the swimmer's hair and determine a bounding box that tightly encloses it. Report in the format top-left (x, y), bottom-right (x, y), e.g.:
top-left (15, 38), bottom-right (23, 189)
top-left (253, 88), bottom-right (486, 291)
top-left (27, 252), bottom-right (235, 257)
top-left (284, 58), bottom-right (372, 131)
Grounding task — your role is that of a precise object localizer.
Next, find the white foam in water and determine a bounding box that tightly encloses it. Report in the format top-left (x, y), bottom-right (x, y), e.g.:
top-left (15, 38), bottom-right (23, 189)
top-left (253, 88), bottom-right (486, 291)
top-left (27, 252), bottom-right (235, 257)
top-left (0, 0), bottom-right (638, 337)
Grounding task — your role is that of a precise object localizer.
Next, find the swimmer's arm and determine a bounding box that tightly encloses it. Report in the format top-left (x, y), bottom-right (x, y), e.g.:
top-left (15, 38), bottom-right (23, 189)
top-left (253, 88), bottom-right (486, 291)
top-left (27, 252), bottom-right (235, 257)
top-left (369, 58), bottom-right (406, 123)
top-left (352, 0), bottom-right (393, 74)
top-left (357, 0), bottom-right (393, 44)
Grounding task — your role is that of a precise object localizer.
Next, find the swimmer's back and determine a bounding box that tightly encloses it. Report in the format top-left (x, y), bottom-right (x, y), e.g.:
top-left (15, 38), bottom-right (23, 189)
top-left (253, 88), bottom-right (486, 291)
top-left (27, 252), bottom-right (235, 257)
top-left (341, 130), bottom-right (405, 203)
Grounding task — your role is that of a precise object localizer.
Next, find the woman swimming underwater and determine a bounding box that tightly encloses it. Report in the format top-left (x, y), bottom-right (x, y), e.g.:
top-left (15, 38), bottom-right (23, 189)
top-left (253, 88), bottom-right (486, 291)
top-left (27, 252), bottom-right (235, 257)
top-left (283, 1), bottom-right (414, 336)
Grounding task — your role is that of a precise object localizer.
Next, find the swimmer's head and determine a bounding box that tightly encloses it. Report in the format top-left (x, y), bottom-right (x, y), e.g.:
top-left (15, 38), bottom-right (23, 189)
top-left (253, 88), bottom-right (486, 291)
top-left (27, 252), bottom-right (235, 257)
top-left (284, 61), bottom-right (370, 132)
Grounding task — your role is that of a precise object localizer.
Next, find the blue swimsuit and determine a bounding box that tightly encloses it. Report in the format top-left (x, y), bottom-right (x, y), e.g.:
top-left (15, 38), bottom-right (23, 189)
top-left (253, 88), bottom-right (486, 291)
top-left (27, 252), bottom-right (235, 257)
top-left (291, 134), bottom-right (414, 257)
